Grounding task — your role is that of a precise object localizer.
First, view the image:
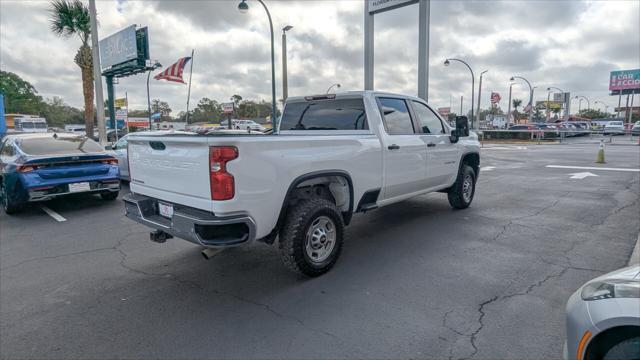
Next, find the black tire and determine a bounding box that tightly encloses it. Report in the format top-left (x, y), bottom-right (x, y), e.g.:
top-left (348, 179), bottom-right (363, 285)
top-left (1, 180), bottom-right (22, 214)
top-left (279, 198), bottom-right (344, 277)
top-left (100, 191), bottom-right (119, 201)
top-left (447, 165), bottom-right (476, 209)
top-left (603, 337), bottom-right (640, 360)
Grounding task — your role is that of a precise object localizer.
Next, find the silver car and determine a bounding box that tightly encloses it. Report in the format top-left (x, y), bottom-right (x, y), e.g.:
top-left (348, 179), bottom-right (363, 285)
top-left (565, 265), bottom-right (640, 360)
top-left (107, 135), bottom-right (129, 181)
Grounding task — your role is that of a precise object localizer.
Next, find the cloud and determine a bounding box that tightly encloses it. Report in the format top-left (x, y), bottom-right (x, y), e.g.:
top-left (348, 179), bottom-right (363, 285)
top-left (0, 0), bottom-right (638, 116)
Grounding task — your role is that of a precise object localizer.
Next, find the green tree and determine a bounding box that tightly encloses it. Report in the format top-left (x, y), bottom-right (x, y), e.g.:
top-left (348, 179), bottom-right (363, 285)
top-left (41, 96), bottom-right (84, 127)
top-left (0, 70), bottom-right (44, 114)
top-left (230, 94), bottom-right (243, 106)
top-left (151, 99), bottom-right (172, 120)
top-left (578, 108), bottom-right (610, 119)
top-left (49, 0), bottom-right (95, 137)
top-left (512, 99), bottom-right (522, 112)
top-left (191, 97), bottom-right (222, 123)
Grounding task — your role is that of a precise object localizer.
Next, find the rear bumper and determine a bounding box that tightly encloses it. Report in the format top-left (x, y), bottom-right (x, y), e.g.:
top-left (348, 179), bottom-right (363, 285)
top-left (123, 193), bottom-right (256, 248)
top-left (28, 180), bottom-right (120, 202)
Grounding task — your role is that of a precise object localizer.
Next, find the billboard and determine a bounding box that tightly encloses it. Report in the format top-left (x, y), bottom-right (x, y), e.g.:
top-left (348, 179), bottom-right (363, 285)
top-left (100, 25), bottom-right (138, 69)
top-left (437, 107), bottom-right (451, 117)
top-left (368, 0), bottom-right (417, 14)
top-left (114, 98), bottom-right (127, 108)
top-left (609, 69), bottom-right (640, 91)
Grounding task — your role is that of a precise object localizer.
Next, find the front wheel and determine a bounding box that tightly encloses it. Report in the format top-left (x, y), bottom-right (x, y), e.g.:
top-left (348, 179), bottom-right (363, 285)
top-left (279, 198), bottom-right (344, 277)
top-left (100, 191), bottom-right (119, 201)
top-left (447, 165), bottom-right (476, 209)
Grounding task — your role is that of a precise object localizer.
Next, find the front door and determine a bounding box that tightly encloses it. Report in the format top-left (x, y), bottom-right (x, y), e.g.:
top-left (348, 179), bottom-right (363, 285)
top-left (410, 101), bottom-right (461, 188)
top-left (378, 97), bottom-right (428, 200)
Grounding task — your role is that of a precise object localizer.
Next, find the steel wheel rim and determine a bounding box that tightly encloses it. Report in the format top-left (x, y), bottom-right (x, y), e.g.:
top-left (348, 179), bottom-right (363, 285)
top-left (462, 174), bottom-right (473, 203)
top-left (305, 216), bottom-right (336, 264)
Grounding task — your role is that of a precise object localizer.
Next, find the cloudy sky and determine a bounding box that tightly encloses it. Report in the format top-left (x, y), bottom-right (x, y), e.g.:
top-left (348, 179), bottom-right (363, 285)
top-left (1, 0), bottom-right (638, 115)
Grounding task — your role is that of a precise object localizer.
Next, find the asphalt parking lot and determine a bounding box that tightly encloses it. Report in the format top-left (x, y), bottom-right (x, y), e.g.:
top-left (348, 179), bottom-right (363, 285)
top-left (1, 142), bottom-right (638, 359)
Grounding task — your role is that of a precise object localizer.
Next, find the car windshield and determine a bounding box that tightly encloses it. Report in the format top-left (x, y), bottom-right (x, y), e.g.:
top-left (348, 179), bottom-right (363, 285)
top-left (20, 123), bottom-right (35, 129)
top-left (17, 136), bottom-right (103, 155)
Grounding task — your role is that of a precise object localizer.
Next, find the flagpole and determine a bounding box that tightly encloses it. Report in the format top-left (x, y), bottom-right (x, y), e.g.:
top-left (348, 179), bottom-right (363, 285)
top-left (185, 49), bottom-right (195, 124)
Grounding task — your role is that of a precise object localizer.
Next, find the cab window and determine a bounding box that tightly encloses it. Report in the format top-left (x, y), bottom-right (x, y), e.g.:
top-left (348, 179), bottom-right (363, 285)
top-left (378, 97), bottom-right (415, 135)
top-left (412, 101), bottom-right (445, 134)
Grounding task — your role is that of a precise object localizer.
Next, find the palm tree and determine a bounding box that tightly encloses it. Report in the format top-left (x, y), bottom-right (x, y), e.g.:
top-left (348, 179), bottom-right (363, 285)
top-left (49, 0), bottom-right (94, 137)
top-left (512, 98), bottom-right (522, 112)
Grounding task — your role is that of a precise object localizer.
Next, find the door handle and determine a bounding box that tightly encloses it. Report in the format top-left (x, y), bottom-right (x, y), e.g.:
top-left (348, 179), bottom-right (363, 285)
top-left (387, 144), bottom-right (400, 150)
top-left (427, 143), bottom-right (436, 147)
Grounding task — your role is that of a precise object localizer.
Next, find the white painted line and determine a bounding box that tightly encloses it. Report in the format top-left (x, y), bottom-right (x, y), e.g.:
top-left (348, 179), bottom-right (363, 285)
top-left (482, 146), bottom-right (528, 150)
top-left (481, 166), bottom-right (496, 172)
top-left (546, 165), bottom-right (640, 173)
top-left (41, 206), bottom-right (67, 222)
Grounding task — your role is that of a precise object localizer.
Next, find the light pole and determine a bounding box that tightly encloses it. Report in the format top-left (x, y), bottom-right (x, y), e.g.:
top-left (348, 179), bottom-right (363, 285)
top-left (326, 83), bottom-right (341, 94)
top-left (476, 70), bottom-right (487, 129)
top-left (88, 0), bottom-right (107, 145)
top-left (511, 76), bottom-right (533, 123)
top-left (546, 86), bottom-right (565, 120)
top-left (146, 60), bottom-right (162, 129)
top-left (574, 95), bottom-right (590, 114)
top-left (281, 25), bottom-right (293, 102)
top-left (507, 82), bottom-right (514, 126)
top-left (238, 0), bottom-right (277, 131)
top-left (444, 58), bottom-right (475, 128)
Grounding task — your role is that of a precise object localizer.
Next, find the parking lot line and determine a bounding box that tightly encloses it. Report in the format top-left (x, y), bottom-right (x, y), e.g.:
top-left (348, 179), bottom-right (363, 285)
top-left (40, 206), bottom-right (67, 222)
top-left (546, 165), bottom-right (640, 173)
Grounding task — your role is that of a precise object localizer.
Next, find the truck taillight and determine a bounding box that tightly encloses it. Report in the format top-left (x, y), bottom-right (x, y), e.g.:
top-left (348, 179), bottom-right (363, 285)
top-left (209, 146), bottom-right (238, 200)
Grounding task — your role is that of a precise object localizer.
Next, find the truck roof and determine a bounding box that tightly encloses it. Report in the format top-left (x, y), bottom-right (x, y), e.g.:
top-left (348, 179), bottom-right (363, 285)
top-left (284, 90), bottom-right (429, 105)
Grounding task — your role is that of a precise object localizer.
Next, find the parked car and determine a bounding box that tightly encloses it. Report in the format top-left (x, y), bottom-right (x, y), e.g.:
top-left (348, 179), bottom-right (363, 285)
top-left (631, 121), bottom-right (640, 136)
top-left (106, 134), bottom-right (130, 181)
top-left (123, 91), bottom-right (481, 276)
top-left (565, 265), bottom-right (639, 360)
top-left (229, 120), bottom-right (266, 132)
top-left (0, 133), bottom-right (120, 214)
top-left (603, 121), bottom-right (625, 135)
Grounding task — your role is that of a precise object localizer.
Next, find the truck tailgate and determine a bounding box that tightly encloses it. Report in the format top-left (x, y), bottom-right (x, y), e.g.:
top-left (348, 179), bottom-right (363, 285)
top-left (128, 136), bottom-right (212, 209)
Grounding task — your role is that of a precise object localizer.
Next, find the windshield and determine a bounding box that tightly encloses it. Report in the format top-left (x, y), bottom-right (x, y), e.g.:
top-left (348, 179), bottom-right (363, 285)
top-left (17, 136), bottom-right (103, 155)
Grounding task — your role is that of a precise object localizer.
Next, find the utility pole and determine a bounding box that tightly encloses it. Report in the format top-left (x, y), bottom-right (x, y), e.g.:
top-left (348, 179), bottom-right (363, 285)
top-left (476, 70), bottom-right (487, 129)
top-left (507, 83), bottom-right (513, 126)
top-left (89, 0), bottom-right (106, 145)
top-left (460, 95), bottom-right (463, 116)
top-left (282, 25), bottom-right (293, 101)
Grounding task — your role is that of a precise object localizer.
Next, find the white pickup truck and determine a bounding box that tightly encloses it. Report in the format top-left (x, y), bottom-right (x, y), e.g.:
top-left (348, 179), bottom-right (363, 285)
top-left (123, 91), bottom-right (480, 276)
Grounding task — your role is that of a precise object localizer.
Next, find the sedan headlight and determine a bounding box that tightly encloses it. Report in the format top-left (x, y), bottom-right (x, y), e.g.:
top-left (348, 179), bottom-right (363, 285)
top-left (581, 279), bottom-right (640, 301)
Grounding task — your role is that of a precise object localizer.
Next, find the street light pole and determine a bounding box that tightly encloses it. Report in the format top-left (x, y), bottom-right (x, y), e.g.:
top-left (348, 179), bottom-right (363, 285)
top-left (281, 25), bottom-right (293, 102)
top-left (511, 76), bottom-right (533, 123)
top-left (507, 83), bottom-right (514, 126)
top-left (444, 58), bottom-right (475, 128)
top-left (476, 70), bottom-right (487, 129)
top-left (546, 86), bottom-right (565, 119)
top-left (238, 0), bottom-right (277, 131)
top-left (88, 0), bottom-right (106, 145)
top-left (594, 100), bottom-right (610, 116)
top-left (574, 95), bottom-right (590, 113)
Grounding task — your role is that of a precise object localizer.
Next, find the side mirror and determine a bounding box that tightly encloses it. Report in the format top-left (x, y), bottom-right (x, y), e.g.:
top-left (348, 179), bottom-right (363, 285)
top-left (456, 116), bottom-right (470, 137)
top-left (450, 116), bottom-right (469, 143)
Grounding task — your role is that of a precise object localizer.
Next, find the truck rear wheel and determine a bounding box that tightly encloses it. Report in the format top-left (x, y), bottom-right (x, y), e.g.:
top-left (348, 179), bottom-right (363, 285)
top-left (279, 198), bottom-right (344, 277)
top-left (447, 165), bottom-right (476, 209)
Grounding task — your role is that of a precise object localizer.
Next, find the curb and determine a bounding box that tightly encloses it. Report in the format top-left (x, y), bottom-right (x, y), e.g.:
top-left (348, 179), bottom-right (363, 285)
top-left (629, 233), bottom-right (640, 266)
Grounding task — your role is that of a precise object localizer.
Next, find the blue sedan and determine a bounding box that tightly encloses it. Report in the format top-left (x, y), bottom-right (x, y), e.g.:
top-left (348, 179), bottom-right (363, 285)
top-left (0, 133), bottom-right (120, 214)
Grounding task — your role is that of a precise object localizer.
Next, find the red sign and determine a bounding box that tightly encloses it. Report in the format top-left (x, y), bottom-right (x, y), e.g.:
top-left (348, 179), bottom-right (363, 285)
top-left (437, 107), bottom-right (451, 116)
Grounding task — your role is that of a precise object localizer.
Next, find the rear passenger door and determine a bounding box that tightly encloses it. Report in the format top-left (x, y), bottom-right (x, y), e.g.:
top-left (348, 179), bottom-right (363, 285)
top-left (410, 101), bottom-right (461, 189)
top-left (377, 97), bottom-right (428, 200)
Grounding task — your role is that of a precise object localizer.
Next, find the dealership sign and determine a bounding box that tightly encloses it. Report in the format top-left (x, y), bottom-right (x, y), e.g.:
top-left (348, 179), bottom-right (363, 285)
top-left (609, 69), bottom-right (640, 91)
top-left (222, 102), bottom-right (235, 114)
top-left (100, 25), bottom-right (138, 69)
top-left (368, 0), bottom-right (418, 14)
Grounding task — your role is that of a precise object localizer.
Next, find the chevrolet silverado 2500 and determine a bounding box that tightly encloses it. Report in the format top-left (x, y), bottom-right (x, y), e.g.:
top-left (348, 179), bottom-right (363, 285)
top-left (123, 91), bottom-right (481, 276)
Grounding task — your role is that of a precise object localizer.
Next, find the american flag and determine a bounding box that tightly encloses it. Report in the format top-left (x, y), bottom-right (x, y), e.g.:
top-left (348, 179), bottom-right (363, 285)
top-left (490, 92), bottom-right (501, 104)
top-left (523, 102), bottom-right (533, 113)
top-left (154, 57), bottom-right (192, 83)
